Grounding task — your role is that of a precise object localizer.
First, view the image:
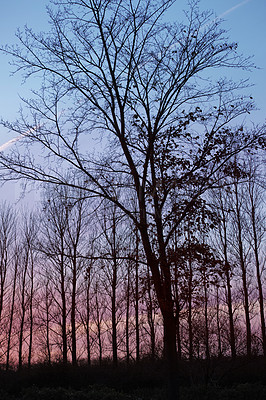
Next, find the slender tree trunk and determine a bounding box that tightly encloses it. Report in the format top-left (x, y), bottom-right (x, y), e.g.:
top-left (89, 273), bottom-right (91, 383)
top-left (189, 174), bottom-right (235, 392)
top-left (19, 255), bottom-right (28, 370)
top-left (86, 268), bottom-right (91, 366)
top-left (173, 265), bottom-right (181, 359)
top-left (95, 283), bottom-right (102, 366)
top-left (6, 255), bottom-right (18, 370)
top-left (204, 279), bottom-right (210, 360)
top-left (188, 260), bottom-right (193, 361)
top-left (225, 265), bottom-right (236, 358)
top-left (173, 230), bottom-right (181, 360)
top-left (0, 253), bottom-right (7, 324)
top-left (111, 267), bottom-right (117, 366)
top-left (250, 200), bottom-right (266, 356)
top-left (45, 281), bottom-right (51, 365)
top-left (216, 285), bottom-right (222, 357)
top-left (111, 219), bottom-right (118, 366)
top-left (146, 269), bottom-right (156, 359)
top-left (86, 321), bottom-right (91, 366)
top-left (135, 230), bottom-right (140, 363)
top-left (71, 251), bottom-right (77, 366)
top-left (220, 200), bottom-right (236, 359)
top-left (126, 262), bottom-right (130, 365)
top-left (18, 306), bottom-right (26, 369)
top-left (175, 295), bottom-right (181, 360)
top-left (234, 182), bottom-right (252, 357)
top-left (28, 256), bottom-right (34, 369)
top-left (60, 254), bottom-right (68, 364)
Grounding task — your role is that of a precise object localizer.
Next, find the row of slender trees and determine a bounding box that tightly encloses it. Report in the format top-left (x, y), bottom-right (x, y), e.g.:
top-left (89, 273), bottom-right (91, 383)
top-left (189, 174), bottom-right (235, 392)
top-left (0, 152), bottom-right (265, 369)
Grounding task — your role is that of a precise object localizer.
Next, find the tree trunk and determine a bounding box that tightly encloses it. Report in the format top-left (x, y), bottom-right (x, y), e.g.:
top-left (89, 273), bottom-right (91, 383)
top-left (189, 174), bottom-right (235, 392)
top-left (0, 248), bottom-right (8, 325)
top-left (45, 281), bottom-right (51, 365)
top-left (111, 224), bottom-right (118, 366)
top-left (135, 230), bottom-right (140, 362)
top-left (175, 297), bottom-right (181, 360)
top-left (250, 201), bottom-right (266, 356)
top-left (95, 283), bottom-right (102, 366)
top-left (204, 280), bottom-right (210, 360)
top-left (60, 256), bottom-right (68, 364)
top-left (163, 311), bottom-right (179, 400)
top-left (71, 252), bottom-right (77, 366)
top-left (126, 262), bottom-right (130, 365)
top-left (86, 269), bottom-right (91, 366)
top-left (111, 275), bottom-right (118, 366)
top-left (188, 260), bottom-right (193, 361)
top-left (146, 269), bottom-right (156, 359)
top-left (234, 182), bottom-right (252, 357)
top-left (19, 257), bottom-right (28, 370)
top-left (6, 255), bottom-right (18, 370)
top-left (220, 198), bottom-right (236, 359)
top-left (216, 285), bottom-right (222, 357)
top-left (225, 264), bottom-right (236, 358)
top-left (173, 232), bottom-right (182, 360)
top-left (28, 256), bottom-right (34, 369)
top-left (138, 178), bottom-right (179, 398)
top-left (140, 228), bottom-right (179, 400)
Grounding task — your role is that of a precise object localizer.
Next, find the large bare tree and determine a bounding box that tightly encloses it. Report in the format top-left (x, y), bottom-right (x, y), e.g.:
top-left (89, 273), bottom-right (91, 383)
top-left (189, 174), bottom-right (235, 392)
top-left (0, 0), bottom-right (265, 397)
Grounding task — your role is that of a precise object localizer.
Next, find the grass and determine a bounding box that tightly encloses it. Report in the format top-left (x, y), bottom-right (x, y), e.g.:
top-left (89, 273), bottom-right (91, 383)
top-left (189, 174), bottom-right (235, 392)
top-left (0, 357), bottom-right (265, 399)
top-left (1, 383), bottom-right (266, 400)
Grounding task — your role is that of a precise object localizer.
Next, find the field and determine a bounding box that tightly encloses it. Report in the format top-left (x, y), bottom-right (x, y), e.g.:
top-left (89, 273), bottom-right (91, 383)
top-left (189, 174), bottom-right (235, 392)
top-left (0, 357), bottom-right (265, 399)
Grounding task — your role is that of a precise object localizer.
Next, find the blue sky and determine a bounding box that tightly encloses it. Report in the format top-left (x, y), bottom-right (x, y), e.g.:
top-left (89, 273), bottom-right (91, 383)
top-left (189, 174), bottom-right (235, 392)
top-left (0, 0), bottom-right (265, 123)
top-left (0, 0), bottom-right (265, 202)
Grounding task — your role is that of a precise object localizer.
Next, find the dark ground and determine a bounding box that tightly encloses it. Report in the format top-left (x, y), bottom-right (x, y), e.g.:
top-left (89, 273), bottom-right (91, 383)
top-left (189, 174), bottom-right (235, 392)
top-left (0, 356), bottom-right (265, 399)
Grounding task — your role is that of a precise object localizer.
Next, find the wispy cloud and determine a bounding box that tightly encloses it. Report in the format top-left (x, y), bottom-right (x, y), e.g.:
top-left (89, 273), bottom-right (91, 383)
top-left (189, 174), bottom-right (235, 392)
top-left (216, 0), bottom-right (252, 20)
top-left (0, 135), bottom-right (23, 152)
top-left (199, 0), bottom-right (252, 31)
top-left (0, 128), bottom-right (36, 152)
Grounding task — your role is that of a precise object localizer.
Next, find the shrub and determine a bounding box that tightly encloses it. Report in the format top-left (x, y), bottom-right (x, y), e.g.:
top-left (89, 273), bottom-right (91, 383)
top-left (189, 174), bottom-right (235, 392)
top-left (19, 386), bottom-right (133, 400)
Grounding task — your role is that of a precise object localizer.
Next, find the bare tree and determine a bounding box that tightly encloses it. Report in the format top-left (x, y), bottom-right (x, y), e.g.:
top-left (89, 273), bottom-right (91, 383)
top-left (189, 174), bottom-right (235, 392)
top-left (40, 187), bottom-right (70, 364)
top-left (17, 211), bottom-right (38, 369)
top-left (1, 0), bottom-right (264, 397)
top-left (213, 278), bottom-right (222, 358)
top-left (2, 207), bottom-right (18, 370)
top-left (125, 258), bottom-right (132, 364)
top-left (99, 206), bottom-right (119, 366)
top-left (230, 164), bottom-right (252, 357)
top-left (65, 190), bottom-right (89, 365)
top-left (134, 228), bottom-right (141, 363)
top-left (27, 238), bottom-right (36, 368)
top-left (40, 275), bottom-right (53, 365)
top-left (97, 203), bottom-right (129, 366)
top-left (83, 262), bottom-right (93, 365)
top-left (244, 156), bottom-right (266, 356)
top-left (91, 279), bottom-right (106, 365)
top-left (0, 203), bottom-right (16, 327)
top-left (211, 185), bottom-right (237, 358)
top-left (5, 245), bottom-right (19, 370)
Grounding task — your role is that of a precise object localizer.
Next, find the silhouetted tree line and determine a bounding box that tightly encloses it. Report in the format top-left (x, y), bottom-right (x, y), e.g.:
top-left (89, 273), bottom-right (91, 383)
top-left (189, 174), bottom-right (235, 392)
top-left (0, 152), bottom-right (265, 371)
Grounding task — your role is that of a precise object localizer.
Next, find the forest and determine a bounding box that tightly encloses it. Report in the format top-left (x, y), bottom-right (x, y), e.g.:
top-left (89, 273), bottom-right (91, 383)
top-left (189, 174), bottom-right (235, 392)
top-left (0, 0), bottom-right (265, 399)
top-left (0, 151), bottom-right (265, 369)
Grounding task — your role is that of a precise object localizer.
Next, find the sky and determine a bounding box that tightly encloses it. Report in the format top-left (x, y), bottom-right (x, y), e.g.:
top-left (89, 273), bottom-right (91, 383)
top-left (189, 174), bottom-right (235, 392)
top-left (0, 0), bottom-right (265, 203)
